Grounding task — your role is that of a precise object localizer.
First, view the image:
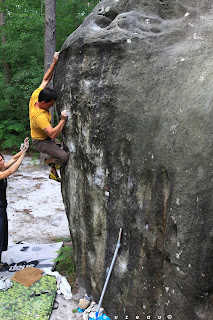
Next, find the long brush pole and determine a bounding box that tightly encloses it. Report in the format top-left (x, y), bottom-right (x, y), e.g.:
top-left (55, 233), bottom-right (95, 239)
top-left (95, 228), bottom-right (122, 319)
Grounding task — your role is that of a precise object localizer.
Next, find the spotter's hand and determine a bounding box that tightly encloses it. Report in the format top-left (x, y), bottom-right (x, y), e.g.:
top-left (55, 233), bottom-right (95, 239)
top-left (24, 137), bottom-right (30, 150)
top-left (20, 137), bottom-right (29, 152)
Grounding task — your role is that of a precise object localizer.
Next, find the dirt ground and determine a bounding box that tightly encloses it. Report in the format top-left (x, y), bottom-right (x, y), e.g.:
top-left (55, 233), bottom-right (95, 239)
top-left (4, 154), bottom-right (84, 320)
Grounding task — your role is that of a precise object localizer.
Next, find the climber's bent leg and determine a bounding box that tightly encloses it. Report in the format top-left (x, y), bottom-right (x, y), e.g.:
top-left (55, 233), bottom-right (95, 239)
top-left (32, 138), bottom-right (68, 167)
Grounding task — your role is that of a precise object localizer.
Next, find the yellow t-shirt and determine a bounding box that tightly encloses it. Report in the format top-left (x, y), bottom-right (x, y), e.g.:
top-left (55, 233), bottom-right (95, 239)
top-left (29, 88), bottom-right (51, 140)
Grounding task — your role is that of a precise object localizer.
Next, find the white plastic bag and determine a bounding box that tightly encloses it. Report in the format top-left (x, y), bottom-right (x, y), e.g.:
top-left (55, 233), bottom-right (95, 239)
top-left (0, 276), bottom-right (13, 291)
top-left (43, 268), bottom-right (72, 300)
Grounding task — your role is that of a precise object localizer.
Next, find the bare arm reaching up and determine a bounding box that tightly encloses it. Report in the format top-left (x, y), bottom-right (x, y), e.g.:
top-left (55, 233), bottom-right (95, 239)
top-left (40, 52), bottom-right (60, 89)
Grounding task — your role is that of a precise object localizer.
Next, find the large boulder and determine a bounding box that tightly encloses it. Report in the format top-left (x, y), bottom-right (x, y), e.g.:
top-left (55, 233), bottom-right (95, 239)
top-left (54, 0), bottom-right (213, 318)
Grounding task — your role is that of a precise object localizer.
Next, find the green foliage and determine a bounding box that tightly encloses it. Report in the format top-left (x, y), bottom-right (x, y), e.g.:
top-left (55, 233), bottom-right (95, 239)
top-left (0, 119), bottom-right (26, 148)
top-left (72, 309), bottom-right (78, 313)
top-left (0, 0), bottom-right (99, 150)
top-left (54, 245), bottom-right (76, 276)
top-left (55, 236), bottom-right (72, 243)
top-left (30, 152), bottom-right (40, 166)
top-left (0, 0), bottom-right (44, 150)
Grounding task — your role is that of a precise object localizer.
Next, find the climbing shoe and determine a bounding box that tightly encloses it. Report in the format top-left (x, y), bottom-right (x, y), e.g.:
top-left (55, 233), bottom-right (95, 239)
top-left (44, 159), bottom-right (61, 169)
top-left (49, 172), bottom-right (61, 182)
top-left (54, 163), bottom-right (61, 169)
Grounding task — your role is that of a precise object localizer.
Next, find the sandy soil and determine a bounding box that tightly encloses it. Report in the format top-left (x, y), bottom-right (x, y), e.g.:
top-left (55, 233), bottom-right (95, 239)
top-left (5, 156), bottom-right (70, 244)
top-left (4, 155), bottom-right (84, 320)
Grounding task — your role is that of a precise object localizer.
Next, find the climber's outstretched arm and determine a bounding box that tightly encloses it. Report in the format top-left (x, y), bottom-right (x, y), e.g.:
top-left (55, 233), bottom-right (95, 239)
top-left (40, 52), bottom-right (59, 89)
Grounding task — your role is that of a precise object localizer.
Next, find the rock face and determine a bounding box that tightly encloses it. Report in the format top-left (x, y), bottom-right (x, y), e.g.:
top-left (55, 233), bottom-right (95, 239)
top-left (54, 0), bottom-right (213, 319)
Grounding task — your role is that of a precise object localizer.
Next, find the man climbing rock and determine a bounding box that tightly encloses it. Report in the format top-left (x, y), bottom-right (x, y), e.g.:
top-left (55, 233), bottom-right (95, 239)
top-left (29, 52), bottom-right (68, 182)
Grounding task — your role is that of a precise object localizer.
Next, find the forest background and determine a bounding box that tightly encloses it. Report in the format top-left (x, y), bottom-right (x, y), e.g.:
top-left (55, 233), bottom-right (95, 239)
top-left (0, 0), bottom-right (99, 150)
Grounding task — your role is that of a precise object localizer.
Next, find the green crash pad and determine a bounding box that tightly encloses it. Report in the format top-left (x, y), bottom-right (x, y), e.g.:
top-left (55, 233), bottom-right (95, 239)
top-left (0, 275), bottom-right (57, 320)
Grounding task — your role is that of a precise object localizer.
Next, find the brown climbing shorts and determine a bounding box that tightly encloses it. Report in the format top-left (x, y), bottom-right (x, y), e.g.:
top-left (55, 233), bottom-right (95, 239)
top-left (32, 137), bottom-right (68, 166)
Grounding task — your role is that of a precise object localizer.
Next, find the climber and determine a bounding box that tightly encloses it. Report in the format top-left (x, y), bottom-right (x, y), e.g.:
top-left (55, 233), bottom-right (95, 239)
top-left (29, 52), bottom-right (68, 182)
top-left (0, 138), bottom-right (29, 271)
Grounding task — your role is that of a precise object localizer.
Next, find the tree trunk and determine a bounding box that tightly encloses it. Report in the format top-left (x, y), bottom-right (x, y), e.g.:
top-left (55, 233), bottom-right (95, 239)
top-left (41, 0), bottom-right (44, 15)
top-left (44, 0), bottom-right (56, 125)
top-left (0, 0), bottom-right (11, 83)
top-left (41, 0), bottom-right (56, 166)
